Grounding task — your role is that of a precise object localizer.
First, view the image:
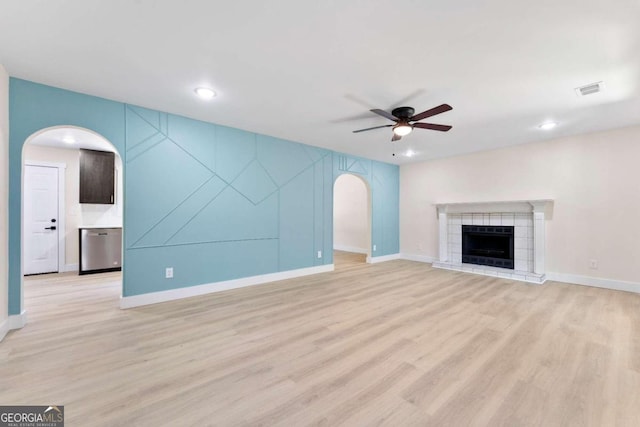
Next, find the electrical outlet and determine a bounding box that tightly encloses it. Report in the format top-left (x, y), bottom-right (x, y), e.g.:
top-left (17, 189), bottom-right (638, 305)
top-left (165, 267), bottom-right (174, 279)
top-left (317, 250), bottom-right (322, 259)
top-left (589, 259), bottom-right (598, 270)
top-left (373, 244), bottom-right (377, 251)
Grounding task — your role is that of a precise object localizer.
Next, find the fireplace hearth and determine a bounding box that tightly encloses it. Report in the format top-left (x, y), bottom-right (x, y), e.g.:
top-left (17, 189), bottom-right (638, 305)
top-left (462, 225), bottom-right (514, 269)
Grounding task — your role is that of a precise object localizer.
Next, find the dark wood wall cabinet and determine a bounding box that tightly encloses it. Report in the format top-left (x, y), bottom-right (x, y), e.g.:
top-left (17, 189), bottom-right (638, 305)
top-left (79, 149), bottom-right (115, 204)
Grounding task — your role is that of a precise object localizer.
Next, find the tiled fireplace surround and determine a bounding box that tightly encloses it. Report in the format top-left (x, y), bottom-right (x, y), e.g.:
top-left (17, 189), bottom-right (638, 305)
top-left (432, 200), bottom-right (553, 284)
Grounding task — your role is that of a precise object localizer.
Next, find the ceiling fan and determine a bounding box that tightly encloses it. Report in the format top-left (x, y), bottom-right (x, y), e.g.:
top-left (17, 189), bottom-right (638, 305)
top-left (353, 104), bottom-right (453, 141)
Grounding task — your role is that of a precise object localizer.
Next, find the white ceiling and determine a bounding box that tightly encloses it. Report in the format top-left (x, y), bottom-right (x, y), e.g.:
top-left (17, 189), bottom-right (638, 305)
top-left (1, 0), bottom-right (639, 164)
top-left (28, 127), bottom-right (117, 153)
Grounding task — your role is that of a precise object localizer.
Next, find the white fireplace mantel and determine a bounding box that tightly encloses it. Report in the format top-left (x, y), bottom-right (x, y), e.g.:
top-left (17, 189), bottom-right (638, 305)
top-left (433, 199), bottom-right (553, 284)
top-left (436, 199), bottom-right (553, 215)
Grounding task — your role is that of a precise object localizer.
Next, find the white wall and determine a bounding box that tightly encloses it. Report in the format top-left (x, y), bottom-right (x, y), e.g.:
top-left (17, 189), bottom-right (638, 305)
top-left (401, 125), bottom-right (640, 285)
top-left (0, 64), bottom-right (9, 339)
top-left (333, 174), bottom-right (369, 254)
top-left (22, 145), bottom-right (123, 270)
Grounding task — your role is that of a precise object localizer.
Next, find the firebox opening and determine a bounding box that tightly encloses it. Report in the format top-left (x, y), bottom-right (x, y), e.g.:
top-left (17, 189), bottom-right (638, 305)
top-left (462, 225), bottom-right (514, 269)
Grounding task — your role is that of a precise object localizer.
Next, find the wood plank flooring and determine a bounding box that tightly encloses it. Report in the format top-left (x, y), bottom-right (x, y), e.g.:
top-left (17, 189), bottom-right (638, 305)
top-left (1, 252), bottom-right (640, 426)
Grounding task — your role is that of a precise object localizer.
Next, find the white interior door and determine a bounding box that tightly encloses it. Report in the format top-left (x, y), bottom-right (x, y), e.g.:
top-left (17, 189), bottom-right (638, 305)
top-left (24, 165), bottom-right (59, 275)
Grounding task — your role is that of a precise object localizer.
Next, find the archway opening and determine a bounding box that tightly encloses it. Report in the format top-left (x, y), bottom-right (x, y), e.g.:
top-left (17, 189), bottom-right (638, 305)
top-left (20, 126), bottom-right (124, 315)
top-left (333, 173), bottom-right (371, 269)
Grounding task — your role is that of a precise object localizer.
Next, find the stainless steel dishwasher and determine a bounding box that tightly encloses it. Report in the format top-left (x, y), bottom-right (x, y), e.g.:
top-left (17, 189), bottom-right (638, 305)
top-left (79, 227), bottom-right (122, 274)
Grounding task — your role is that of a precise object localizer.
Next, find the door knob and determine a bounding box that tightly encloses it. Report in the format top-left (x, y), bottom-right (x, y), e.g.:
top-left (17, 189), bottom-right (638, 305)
top-left (45, 226), bottom-right (57, 230)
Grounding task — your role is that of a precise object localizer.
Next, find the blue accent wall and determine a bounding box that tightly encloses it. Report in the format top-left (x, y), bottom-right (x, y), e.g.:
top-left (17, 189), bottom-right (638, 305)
top-left (334, 154), bottom-right (400, 257)
top-left (9, 80), bottom-right (125, 314)
top-left (8, 79), bottom-right (399, 313)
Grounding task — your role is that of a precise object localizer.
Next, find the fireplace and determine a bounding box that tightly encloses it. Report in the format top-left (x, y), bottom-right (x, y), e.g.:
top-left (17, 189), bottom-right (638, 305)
top-left (433, 200), bottom-right (551, 284)
top-left (462, 225), bottom-right (514, 269)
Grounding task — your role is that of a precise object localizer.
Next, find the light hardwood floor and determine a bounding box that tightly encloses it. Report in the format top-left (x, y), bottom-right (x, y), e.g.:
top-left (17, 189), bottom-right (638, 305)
top-left (2, 253), bottom-right (640, 426)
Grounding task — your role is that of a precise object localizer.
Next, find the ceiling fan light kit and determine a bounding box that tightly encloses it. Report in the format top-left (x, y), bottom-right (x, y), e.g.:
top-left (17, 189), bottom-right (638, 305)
top-left (353, 103), bottom-right (453, 142)
top-left (393, 124), bottom-right (413, 136)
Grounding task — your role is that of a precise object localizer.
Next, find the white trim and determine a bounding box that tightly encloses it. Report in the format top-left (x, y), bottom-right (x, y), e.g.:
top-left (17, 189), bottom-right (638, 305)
top-left (395, 254), bottom-right (640, 293)
top-left (533, 209), bottom-right (545, 274)
top-left (0, 318), bottom-right (8, 342)
top-left (366, 253), bottom-right (401, 264)
top-left (435, 199), bottom-right (553, 214)
top-left (63, 263), bottom-right (79, 272)
top-left (333, 244), bottom-right (368, 254)
top-left (401, 253), bottom-right (436, 263)
top-left (7, 311), bottom-right (28, 331)
top-left (24, 160), bottom-right (67, 274)
top-left (547, 272), bottom-right (640, 294)
top-left (24, 160), bottom-right (67, 170)
top-left (437, 209), bottom-right (448, 262)
top-left (120, 264), bottom-right (335, 309)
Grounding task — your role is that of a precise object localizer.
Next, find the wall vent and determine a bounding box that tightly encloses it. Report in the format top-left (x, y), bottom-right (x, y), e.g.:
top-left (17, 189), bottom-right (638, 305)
top-left (575, 81), bottom-right (603, 97)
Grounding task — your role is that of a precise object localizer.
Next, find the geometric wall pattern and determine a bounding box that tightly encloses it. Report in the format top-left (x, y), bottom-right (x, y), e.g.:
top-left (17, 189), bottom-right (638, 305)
top-left (334, 154), bottom-right (400, 257)
top-left (336, 154), bottom-right (370, 176)
top-left (123, 105), bottom-right (337, 296)
top-left (8, 79), bottom-right (399, 312)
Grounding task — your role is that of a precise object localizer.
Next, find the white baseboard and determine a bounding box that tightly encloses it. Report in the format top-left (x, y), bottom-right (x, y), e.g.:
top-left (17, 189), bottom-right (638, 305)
top-left (62, 263), bottom-right (79, 272)
top-left (398, 254), bottom-right (640, 293)
top-left (547, 272), bottom-right (640, 294)
top-left (0, 318), bottom-right (8, 343)
top-left (366, 253), bottom-right (401, 264)
top-left (333, 244), bottom-right (368, 254)
top-left (120, 264), bottom-right (335, 309)
top-left (0, 311), bottom-right (28, 343)
top-left (400, 253), bottom-right (436, 263)
top-left (9, 310), bottom-right (28, 329)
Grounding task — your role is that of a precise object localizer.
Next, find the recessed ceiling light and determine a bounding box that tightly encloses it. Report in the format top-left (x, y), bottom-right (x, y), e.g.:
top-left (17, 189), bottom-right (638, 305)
top-left (538, 122), bottom-right (557, 130)
top-left (62, 136), bottom-right (75, 144)
top-left (194, 87), bottom-right (216, 100)
top-left (405, 149), bottom-right (416, 157)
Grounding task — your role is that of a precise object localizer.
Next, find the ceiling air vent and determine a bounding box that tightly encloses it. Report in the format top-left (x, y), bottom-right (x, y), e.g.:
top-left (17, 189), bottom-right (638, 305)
top-left (575, 81), bottom-right (603, 97)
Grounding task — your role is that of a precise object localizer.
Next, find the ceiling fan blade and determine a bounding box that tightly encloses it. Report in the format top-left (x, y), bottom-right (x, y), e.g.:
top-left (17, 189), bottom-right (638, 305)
top-left (410, 104), bottom-right (452, 122)
top-left (352, 124), bottom-right (393, 133)
top-left (370, 109), bottom-right (398, 122)
top-left (391, 133), bottom-right (402, 142)
top-left (413, 122), bottom-right (452, 132)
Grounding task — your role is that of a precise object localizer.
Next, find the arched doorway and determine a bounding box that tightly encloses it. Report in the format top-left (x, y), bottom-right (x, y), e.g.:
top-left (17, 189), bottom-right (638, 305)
top-left (333, 173), bottom-right (372, 268)
top-left (20, 126), bottom-right (123, 313)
